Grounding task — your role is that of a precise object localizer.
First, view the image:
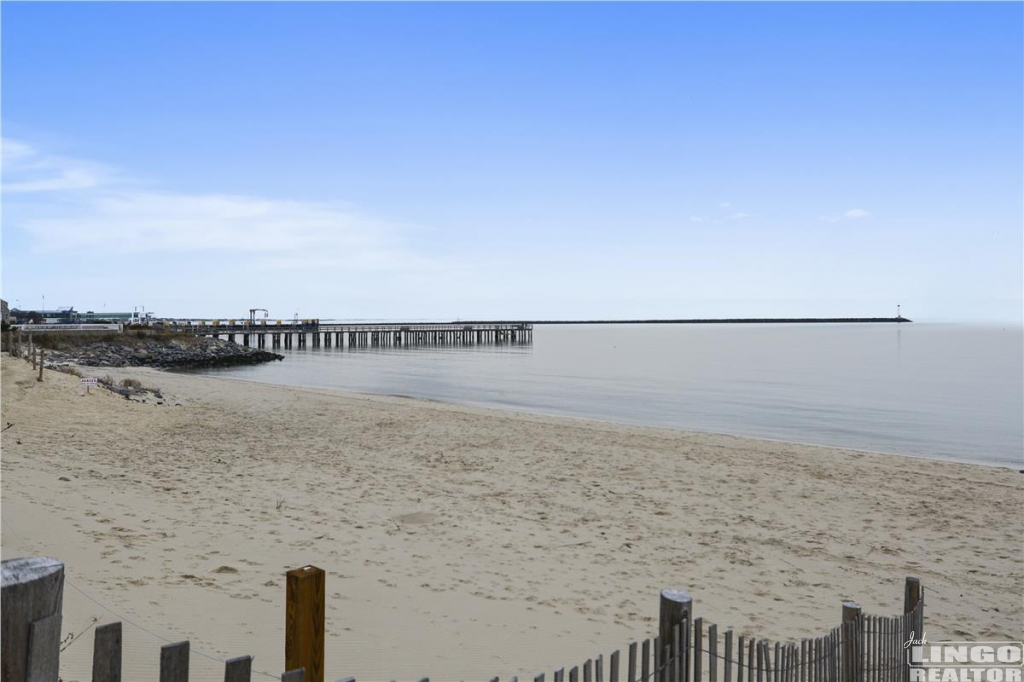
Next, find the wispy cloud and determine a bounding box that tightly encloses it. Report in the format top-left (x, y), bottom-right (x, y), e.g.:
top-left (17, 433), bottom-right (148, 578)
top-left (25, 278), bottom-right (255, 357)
top-left (2, 138), bottom-right (113, 193)
top-left (820, 208), bottom-right (871, 223)
top-left (3, 138), bottom-right (436, 274)
top-left (689, 205), bottom-right (753, 224)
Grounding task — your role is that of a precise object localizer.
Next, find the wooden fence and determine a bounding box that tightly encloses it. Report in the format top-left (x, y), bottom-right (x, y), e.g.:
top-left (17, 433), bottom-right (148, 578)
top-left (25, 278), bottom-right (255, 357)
top-left (0, 558), bottom-right (923, 682)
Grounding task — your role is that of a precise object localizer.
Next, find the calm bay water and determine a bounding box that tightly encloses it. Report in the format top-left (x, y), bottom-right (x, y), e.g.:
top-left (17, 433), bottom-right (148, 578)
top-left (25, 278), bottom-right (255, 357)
top-left (196, 323), bottom-right (1023, 467)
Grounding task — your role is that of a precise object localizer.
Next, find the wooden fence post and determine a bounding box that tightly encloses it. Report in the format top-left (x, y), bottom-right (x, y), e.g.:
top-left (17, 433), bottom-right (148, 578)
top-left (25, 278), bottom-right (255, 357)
top-left (225, 655), bottom-right (253, 682)
top-left (903, 577), bottom-right (921, 625)
top-left (160, 641), bottom-right (189, 682)
top-left (37, 350), bottom-right (44, 382)
top-left (841, 603), bottom-right (861, 682)
top-left (659, 589), bottom-right (693, 657)
top-left (1, 556), bottom-right (65, 682)
top-left (92, 622), bottom-right (122, 682)
top-left (286, 565), bottom-right (325, 682)
top-left (904, 578), bottom-right (923, 682)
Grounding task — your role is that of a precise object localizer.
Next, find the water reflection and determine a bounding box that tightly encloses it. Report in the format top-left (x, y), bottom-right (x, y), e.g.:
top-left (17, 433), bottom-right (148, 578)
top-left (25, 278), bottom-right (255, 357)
top-left (198, 323), bottom-right (1023, 466)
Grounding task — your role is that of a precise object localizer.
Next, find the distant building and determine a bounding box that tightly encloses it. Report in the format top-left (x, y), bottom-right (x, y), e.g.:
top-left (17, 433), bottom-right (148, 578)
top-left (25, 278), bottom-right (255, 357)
top-left (80, 311), bottom-right (154, 324)
top-left (10, 307), bottom-right (79, 324)
top-left (9, 306), bottom-right (155, 325)
top-left (1, 300), bottom-right (9, 325)
top-left (80, 311), bottom-right (133, 322)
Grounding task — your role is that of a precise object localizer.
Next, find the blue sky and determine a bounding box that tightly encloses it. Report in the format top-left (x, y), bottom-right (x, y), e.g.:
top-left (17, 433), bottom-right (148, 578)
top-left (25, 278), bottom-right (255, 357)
top-left (2, 2), bottom-right (1022, 322)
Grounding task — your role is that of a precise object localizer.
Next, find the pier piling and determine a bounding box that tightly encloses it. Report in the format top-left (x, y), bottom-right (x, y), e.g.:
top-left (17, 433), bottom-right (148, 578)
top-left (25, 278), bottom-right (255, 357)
top-left (188, 321), bottom-right (532, 352)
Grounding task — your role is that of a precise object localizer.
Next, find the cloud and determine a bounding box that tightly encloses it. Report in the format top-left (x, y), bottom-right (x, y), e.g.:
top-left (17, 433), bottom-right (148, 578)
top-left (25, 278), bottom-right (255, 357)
top-left (820, 208), bottom-right (871, 223)
top-left (689, 215), bottom-right (704, 223)
top-left (719, 202), bottom-right (731, 208)
top-left (2, 137), bottom-right (112, 193)
top-left (728, 212), bottom-right (752, 220)
top-left (3, 138), bottom-right (435, 274)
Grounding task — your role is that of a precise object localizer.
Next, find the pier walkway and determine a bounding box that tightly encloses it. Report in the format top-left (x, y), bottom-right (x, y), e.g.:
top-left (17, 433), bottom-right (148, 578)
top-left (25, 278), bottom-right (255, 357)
top-left (171, 320), bottom-right (532, 349)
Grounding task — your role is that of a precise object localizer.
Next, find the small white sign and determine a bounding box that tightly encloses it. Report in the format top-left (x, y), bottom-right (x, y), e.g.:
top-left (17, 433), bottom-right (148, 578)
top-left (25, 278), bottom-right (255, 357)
top-left (81, 378), bottom-right (99, 387)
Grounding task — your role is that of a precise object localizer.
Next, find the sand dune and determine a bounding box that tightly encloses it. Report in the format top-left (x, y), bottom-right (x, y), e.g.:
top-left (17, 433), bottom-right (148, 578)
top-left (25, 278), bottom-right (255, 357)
top-left (1, 354), bottom-right (1020, 682)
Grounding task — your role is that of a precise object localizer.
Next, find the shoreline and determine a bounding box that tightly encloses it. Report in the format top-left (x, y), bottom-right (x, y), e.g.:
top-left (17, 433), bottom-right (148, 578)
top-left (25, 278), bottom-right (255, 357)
top-left (2, 355), bottom-right (1021, 681)
top-left (176, 369), bottom-right (1017, 471)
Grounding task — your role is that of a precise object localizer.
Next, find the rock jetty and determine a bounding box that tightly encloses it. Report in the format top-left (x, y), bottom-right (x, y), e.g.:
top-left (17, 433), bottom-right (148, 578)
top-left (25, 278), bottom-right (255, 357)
top-left (43, 336), bottom-right (284, 369)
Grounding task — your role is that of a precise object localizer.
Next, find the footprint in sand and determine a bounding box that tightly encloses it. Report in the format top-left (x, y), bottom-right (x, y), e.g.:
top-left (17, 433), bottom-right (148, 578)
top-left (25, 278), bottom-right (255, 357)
top-left (394, 511), bottom-right (438, 526)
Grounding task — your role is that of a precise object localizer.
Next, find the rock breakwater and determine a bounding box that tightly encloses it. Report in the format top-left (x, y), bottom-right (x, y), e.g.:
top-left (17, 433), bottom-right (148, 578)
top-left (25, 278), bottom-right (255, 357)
top-left (43, 336), bottom-right (284, 369)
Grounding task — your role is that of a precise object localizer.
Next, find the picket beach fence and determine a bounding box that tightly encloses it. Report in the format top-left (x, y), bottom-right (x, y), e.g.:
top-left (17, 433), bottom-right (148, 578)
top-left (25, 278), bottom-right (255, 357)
top-left (0, 557), bottom-right (924, 682)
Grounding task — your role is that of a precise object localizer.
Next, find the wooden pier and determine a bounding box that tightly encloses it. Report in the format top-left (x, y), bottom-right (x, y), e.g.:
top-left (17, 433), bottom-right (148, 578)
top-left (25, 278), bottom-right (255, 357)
top-left (175, 321), bottom-right (533, 350)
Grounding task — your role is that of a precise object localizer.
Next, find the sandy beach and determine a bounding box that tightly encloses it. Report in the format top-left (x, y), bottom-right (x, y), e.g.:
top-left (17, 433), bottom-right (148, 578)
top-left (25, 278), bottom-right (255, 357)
top-left (1, 354), bottom-right (1021, 681)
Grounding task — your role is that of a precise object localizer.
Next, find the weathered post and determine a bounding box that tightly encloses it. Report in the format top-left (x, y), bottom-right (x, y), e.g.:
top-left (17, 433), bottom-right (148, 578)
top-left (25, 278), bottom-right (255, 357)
top-left (37, 349), bottom-right (44, 382)
top-left (224, 656), bottom-right (252, 682)
top-left (160, 640), bottom-right (189, 682)
top-left (286, 565), bottom-right (325, 682)
top-left (659, 588), bottom-right (693, 674)
top-left (1, 557), bottom-right (65, 682)
top-left (842, 602), bottom-right (862, 682)
top-left (904, 577), bottom-right (923, 680)
top-left (31, 346), bottom-right (36, 370)
top-left (903, 577), bottom-right (921, 620)
top-left (92, 622), bottom-right (122, 682)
